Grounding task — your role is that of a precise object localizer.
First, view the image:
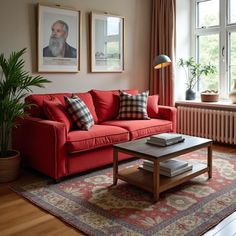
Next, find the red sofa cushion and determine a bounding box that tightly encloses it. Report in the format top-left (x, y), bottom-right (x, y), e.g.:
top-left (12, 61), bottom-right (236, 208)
top-left (101, 119), bottom-right (173, 140)
top-left (90, 89), bottom-right (138, 123)
top-left (43, 97), bottom-right (73, 132)
top-left (25, 92), bottom-right (98, 123)
top-left (147, 95), bottom-right (159, 118)
top-left (67, 124), bottom-right (129, 154)
top-left (25, 93), bottom-right (71, 118)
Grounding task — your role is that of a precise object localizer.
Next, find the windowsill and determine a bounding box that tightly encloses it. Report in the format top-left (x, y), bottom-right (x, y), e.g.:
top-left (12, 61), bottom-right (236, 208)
top-left (175, 100), bottom-right (236, 111)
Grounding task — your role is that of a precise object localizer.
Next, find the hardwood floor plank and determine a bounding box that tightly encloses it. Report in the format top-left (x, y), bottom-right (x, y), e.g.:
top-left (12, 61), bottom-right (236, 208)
top-left (204, 211), bottom-right (236, 236)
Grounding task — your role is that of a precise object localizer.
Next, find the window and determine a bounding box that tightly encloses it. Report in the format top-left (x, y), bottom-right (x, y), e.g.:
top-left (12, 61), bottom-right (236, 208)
top-left (229, 0), bottom-right (236, 24)
top-left (193, 0), bottom-right (236, 98)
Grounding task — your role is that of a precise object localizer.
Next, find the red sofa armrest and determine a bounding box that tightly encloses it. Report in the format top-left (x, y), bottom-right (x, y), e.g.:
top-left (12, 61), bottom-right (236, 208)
top-left (12, 116), bottom-right (67, 180)
top-left (156, 106), bottom-right (177, 132)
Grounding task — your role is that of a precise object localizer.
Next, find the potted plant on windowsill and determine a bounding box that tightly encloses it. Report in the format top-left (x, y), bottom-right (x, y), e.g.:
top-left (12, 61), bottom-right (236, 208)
top-left (178, 57), bottom-right (216, 100)
top-left (0, 48), bottom-right (50, 182)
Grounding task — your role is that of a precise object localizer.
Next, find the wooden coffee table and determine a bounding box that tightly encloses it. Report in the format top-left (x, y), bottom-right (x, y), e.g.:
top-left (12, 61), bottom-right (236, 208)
top-left (113, 135), bottom-right (212, 201)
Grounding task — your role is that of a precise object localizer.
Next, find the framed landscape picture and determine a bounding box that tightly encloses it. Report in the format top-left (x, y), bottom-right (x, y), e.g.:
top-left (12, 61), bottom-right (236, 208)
top-left (90, 12), bottom-right (124, 72)
top-left (38, 4), bottom-right (80, 72)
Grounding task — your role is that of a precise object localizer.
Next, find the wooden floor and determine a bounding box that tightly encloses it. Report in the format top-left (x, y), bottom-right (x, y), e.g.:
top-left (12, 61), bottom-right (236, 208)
top-left (0, 144), bottom-right (236, 236)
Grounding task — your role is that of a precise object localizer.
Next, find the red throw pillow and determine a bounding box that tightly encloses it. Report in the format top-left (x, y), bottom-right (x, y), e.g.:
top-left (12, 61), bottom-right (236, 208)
top-left (147, 95), bottom-right (159, 118)
top-left (90, 89), bottom-right (138, 123)
top-left (43, 97), bottom-right (73, 132)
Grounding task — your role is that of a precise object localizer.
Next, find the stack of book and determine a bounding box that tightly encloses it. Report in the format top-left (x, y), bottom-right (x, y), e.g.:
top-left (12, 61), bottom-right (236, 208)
top-left (139, 159), bottom-right (193, 177)
top-left (146, 133), bottom-right (184, 146)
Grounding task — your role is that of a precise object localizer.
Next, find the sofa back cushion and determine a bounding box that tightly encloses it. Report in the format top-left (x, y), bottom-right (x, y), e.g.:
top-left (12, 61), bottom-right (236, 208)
top-left (147, 95), bottom-right (159, 118)
top-left (25, 93), bottom-right (71, 118)
top-left (25, 92), bottom-right (98, 123)
top-left (43, 97), bottom-right (73, 132)
top-left (90, 89), bottom-right (138, 122)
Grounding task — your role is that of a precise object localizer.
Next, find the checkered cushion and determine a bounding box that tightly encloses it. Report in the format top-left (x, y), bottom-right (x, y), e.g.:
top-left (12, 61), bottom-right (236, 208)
top-left (117, 91), bottom-right (150, 120)
top-left (64, 95), bottom-right (94, 130)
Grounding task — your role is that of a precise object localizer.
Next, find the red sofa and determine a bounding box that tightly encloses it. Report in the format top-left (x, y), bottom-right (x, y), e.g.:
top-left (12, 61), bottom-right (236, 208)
top-left (12, 89), bottom-right (176, 181)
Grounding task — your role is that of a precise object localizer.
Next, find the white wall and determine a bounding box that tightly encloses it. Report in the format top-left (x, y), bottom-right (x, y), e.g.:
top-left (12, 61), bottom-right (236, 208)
top-left (175, 0), bottom-right (191, 101)
top-left (0, 0), bottom-right (151, 94)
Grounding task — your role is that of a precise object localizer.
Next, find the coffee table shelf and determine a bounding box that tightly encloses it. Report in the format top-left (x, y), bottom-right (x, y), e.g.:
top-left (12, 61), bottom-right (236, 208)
top-left (113, 135), bottom-right (213, 201)
top-left (117, 163), bottom-right (208, 193)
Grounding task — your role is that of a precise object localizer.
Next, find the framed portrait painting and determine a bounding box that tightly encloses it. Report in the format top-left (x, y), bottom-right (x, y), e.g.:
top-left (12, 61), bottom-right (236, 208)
top-left (38, 4), bottom-right (80, 72)
top-left (90, 12), bottom-right (124, 72)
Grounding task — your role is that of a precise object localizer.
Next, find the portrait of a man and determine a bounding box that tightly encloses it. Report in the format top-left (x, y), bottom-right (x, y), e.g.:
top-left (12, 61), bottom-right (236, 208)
top-left (38, 5), bottom-right (80, 72)
top-left (43, 20), bottom-right (76, 58)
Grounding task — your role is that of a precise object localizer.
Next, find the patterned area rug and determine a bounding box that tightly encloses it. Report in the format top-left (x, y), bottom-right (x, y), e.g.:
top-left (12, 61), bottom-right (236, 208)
top-left (12, 150), bottom-right (236, 236)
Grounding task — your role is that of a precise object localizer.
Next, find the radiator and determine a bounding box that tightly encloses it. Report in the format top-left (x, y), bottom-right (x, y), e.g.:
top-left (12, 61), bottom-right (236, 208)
top-left (177, 106), bottom-right (236, 144)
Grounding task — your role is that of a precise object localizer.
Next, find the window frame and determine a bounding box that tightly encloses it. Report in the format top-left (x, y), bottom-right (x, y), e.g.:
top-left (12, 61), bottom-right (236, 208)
top-left (192, 0), bottom-right (236, 99)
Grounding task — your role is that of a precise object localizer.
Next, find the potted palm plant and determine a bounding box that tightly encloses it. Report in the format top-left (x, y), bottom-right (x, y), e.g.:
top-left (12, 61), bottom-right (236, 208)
top-left (0, 48), bottom-right (50, 182)
top-left (178, 57), bottom-right (216, 100)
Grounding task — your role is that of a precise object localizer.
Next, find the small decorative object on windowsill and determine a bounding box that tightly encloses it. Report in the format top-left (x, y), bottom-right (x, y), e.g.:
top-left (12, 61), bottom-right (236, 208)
top-left (186, 88), bottom-right (196, 100)
top-left (201, 90), bottom-right (219, 102)
top-left (178, 57), bottom-right (216, 101)
top-left (229, 79), bottom-right (236, 104)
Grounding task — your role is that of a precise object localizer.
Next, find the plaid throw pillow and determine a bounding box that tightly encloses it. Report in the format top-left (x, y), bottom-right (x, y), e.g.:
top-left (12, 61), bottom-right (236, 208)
top-left (117, 91), bottom-right (150, 120)
top-left (64, 95), bottom-right (94, 130)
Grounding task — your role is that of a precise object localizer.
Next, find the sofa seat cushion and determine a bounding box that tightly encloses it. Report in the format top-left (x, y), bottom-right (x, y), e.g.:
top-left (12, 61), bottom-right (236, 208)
top-left (101, 119), bottom-right (173, 140)
top-left (67, 125), bottom-right (129, 154)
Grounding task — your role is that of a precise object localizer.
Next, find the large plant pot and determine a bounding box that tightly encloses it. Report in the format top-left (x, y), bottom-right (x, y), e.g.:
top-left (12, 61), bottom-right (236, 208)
top-left (185, 89), bottom-right (196, 100)
top-left (0, 150), bottom-right (21, 183)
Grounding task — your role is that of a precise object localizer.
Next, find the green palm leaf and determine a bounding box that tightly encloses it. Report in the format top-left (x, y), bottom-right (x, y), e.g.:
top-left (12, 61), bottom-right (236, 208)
top-left (0, 48), bottom-right (50, 157)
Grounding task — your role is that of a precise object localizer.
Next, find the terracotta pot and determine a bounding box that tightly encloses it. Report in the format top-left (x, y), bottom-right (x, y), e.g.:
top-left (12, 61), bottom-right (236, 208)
top-left (229, 79), bottom-right (236, 104)
top-left (201, 93), bottom-right (219, 102)
top-left (0, 150), bottom-right (21, 183)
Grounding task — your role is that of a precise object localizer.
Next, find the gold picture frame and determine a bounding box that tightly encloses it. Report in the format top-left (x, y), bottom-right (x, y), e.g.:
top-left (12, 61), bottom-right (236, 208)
top-left (37, 4), bottom-right (80, 73)
top-left (90, 12), bottom-right (124, 73)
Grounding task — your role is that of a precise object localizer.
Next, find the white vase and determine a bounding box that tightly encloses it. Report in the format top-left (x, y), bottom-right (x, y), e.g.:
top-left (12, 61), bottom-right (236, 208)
top-left (229, 79), bottom-right (236, 104)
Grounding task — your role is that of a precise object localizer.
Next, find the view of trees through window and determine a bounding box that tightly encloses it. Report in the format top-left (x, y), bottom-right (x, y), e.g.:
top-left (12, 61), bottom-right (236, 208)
top-left (198, 0), bottom-right (219, 28)
top-left (195, 0), bottom-right (236, 96)
top-left (230, 32), bottom-right (236, 88)
top-left (198, 34), bottom-right (219, 91)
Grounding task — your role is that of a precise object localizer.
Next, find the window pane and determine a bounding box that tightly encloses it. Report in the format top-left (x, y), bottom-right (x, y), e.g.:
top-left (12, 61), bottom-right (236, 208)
top-left (107, 17), bottom-right (120, 36)
top-left (106, 41), bottom-right (120, 66)
top-left (198, 34), bottom-right (219, 91)
top-left (229, 32), bottom-right (236, 90)
top-left (229, 0), bottom-right (236, 24)
top-left (197, 0), bottom-right (219, 28)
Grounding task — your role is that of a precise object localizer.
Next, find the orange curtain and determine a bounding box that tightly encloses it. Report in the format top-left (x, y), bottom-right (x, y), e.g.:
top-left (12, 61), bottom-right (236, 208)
top-left (149, 0), bottom-right (176, 106)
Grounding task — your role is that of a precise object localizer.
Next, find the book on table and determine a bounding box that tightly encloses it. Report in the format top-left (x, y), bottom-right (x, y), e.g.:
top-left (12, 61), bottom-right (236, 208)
top-left (139, 163), bottom-right (193, 177)
top-left (146, 133), bottom-right (184, 146)
top-left (139, 159), bottom-right (192, 177)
